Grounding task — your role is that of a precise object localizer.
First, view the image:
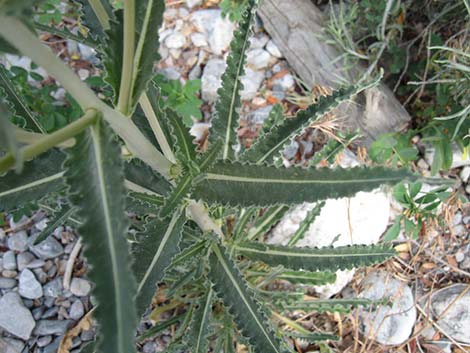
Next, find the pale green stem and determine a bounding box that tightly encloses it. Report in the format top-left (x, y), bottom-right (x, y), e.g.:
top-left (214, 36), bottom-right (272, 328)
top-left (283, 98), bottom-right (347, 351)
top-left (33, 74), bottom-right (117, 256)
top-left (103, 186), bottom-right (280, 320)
top-left (139, 93), bottom-right (177, 163)
top-left (0, 15), bottom-right (173, 178)
top-left (0, 109), bottom-right (99, 173)
top-left (187, 201), bottom-right (224, 239)
top-left (117, 0), bottom-right (136, 115)
top-left (88, 0), bottom-right (111, 30)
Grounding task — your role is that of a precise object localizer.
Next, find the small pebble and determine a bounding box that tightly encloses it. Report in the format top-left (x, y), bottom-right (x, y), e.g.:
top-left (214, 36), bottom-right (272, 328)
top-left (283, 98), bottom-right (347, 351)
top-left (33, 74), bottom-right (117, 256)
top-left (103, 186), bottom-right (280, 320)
top-left (456, 251), bottom-right (465, 263)
top-left (2, 250), bottom-right (17, 270)
top-left (2, 269), bottom-right (18, 278)
top-left (43, 277), bottom-right (63, 298)
top-left (42, 306), bottom-right (59, 319)
top-left (17, 252), bottom-right (36, 271)
top-left (34, 319), bottom-right (72, 336)
top-left (70, 278), bottom-right (92, 297)
top-left (69, 300), bottom-right (85, 320)
top-left (0, 277), bottom-right (17, 289)
top-left (37, 335), bottom-right (53, 347)
top-left (7, 231), bottom-right (29, 252)
top-left (19, 269), bottom-right (43, 299)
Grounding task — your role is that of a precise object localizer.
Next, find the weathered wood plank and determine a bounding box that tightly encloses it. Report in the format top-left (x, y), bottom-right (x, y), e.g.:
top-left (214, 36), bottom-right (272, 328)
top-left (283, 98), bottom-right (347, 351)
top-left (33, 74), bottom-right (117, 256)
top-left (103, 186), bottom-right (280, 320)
top-left (259, 0), bottom-right (410, 145)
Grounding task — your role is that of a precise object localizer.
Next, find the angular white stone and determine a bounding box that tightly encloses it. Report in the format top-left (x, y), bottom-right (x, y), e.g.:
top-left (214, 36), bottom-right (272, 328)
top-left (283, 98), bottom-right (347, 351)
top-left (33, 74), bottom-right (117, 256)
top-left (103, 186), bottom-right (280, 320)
top-left (246, 49), bottom-right (272, 70)
top-left (201, 58), bottom-right (226, 103)
top-left (240, 68), bottom-right (265, 100)
top-left (266, 40), bottom-right (283, 58)
top-left (165, 32), bottom-right (186, 49)
top-left (269, 189), bottom-right (391, 297)
top-left (357, 271), bottom-right (416, 345)
top-left (19, 268), bottom-right (43, 299)
top-left (0, 292), bottom-right (36, 340)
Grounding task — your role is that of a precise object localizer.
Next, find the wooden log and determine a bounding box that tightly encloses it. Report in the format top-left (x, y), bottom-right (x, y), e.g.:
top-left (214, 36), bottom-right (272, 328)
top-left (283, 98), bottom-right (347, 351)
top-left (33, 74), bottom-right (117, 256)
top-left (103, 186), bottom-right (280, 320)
top-left (258, 0), bottom-right (410, 145)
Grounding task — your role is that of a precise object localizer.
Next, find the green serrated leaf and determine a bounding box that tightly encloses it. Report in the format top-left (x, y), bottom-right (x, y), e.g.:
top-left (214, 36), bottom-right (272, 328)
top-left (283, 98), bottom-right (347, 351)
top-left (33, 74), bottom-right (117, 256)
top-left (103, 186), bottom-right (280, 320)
top-left (33, 22), bottom-right (99, 48)
top-left (186, 288), bottom-right (214, 353)
top-left (248, 270), bottom-right (336, 286)
top-left (124, 158), bottom-right (172, 196)
top-left (246, 205), bottom-right (289, 241)
top-left (33, 205), bottom-right (76, 245)
top-left (64, 119), bottom-right (137, 353)
top-left (235, 242), bottom-right (396, 272)
top-left (0, 64), bottom-right (46, 133)
top-left (241, 83), bottom-right (375, 164)
top-left (73, 0), bottom-right (113, 41)
top-left (288, 202), bottom-right (324, 246)
top-left (131, 0), bottom-right (165, 105)
top-left (132, 209), bottom-right (186, 315)
top-left (284, 298), bottom-right (381, 314)
top-left (166, 108), bottom-right (197, 164)
top-left (192, 161), bottom-right (414, 207)
top-left (208, 242), bottom-right (290, 353)
top-left (103, 9), bottom-right (124, 104)
top-left (211, 0), bottom-right (258, 160)
top-left (0, 149), bottom-right (64, 211)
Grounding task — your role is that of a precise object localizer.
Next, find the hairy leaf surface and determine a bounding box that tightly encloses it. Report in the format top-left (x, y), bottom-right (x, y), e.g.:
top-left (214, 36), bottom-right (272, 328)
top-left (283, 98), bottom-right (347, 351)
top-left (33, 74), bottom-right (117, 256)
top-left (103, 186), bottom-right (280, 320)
top-left (64, 119), bottom-right (137, 353)
top-left (0, 150), bottom-right (64, 211)
top-left (187, 288), bottom-right (214, 353)
top-left (235, 242), bottom-right (396, 271)
top-left (211, 0), bottom-right (258, 160)
top-left (283, 298), bottom-right (378, 313)
top-left (208, 242), bottom-right (289, 353)
top-left (193, 161), bottom-right (413, 207)
top-left (132, 210), bottom-right (186, 315)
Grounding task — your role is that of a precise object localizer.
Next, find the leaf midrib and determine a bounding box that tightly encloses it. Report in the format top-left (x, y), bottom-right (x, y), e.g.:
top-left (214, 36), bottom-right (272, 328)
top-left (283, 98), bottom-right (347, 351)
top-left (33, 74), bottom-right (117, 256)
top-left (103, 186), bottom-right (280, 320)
top-left (236, 245), bottom-right (392, 258)
top-left (91, 125), bottom-right (125, 353)
top-left (213, 245), bottom-right (281, 353)
top-left (0, 172), bottom-right (64, 198)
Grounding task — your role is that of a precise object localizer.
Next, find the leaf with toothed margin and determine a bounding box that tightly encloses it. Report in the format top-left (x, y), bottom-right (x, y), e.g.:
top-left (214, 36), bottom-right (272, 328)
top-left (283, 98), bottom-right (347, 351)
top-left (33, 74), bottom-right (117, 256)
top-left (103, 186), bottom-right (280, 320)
top-left (124, 158), bottom-right (172, 197)
top-left (241, 80), bottom-right (380, 164)
top-left (0, 149), bottom-right (65, 211)
top-left (186, 287), bottom-right (214, 353)
top-left (132, 209), bottom-right (186, 316)
top-left (211, 0), bottom-right (259, 160)
top-left (33, 22), bottom-right (99, 48)
top-left (132, 0), bottom-right (165, 105)
top-left (235, 242), bottom-right (396, 272)
top-left (64, 119), bottom-right (137, 353)
top-left (33, 205), bottom-right (76, 245)
top-left (72, 0), bottom-right (113, 41)
top-left (283, 298), bottom-right (381, 314)
top-left (248, 269), bottom-right (336, 286)
top-left (165, 108), bottom-right (197, 164)
top-left (103, 9), bottom-right (124, 104)
top-left (240, 103), bottom-right (283, 159)
top-left (245, 205), bottom-right (289, 241)
top-left (0, 64), bottom-right (46, 133)
top-left (192, 160), bottom-right (415, 207)
top-left (208, 242), bottom-right (291, 353)
top-left (159, 139), bottom-right (222, 218)
top-left (287, 201), bottom-right (324, 246)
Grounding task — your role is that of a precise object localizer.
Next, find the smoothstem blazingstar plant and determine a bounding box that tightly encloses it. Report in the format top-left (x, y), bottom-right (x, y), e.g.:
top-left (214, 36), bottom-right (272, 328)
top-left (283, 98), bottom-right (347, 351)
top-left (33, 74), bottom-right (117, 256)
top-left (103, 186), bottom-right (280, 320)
top-left (0, 1), bottom-right (414, 352)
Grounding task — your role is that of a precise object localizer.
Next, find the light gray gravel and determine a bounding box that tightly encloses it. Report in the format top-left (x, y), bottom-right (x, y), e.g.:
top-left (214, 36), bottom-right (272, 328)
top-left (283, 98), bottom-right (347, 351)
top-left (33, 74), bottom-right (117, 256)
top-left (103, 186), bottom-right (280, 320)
top-left (0, 292), bottom-right (36, 340)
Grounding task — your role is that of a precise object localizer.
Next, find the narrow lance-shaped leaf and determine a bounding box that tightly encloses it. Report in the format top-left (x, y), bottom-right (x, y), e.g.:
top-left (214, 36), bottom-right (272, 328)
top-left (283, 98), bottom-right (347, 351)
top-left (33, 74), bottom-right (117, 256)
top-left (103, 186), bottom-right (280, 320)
top-left (64, 119), bottom-right (137, 353)
top-left (241, 80), bottom-right (379, 164)
top-left (33, 205), bottom-right (76, 245)
top-left (283, 298), bottom-right (379, 314)
top-left (193, 160), bottom-right (414, 207)
top-left (235, 241), bottom-right (396, 272)
top-left (208, 242), bottom-right (290, 353)
top-left (132, 209), bottom-right (186, 315)
top-left (33, 22), bottom-right (99, 48)
top-left (240, 103), bottom-right (283, 159)
top-left (0, 64), bottom-right (45, 133)
top-left (246, 205), bottom-right (289, 241)
top-left (186, 288), bottom-right (214, 353)
top-left (73, 0), bottom-right (113, 41)
top-left (287, 202), bottom-right (324, 246)
top-left (0, 150), bottom-right (65, 211)
top-left (166, 108), bottom-right (197, 164)
top-left (211, 0), bottom-right (258, 160)
top-left (247, 269), bottom-right (336, 286)
top-left (132, 0), bottom-right (165, 105)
